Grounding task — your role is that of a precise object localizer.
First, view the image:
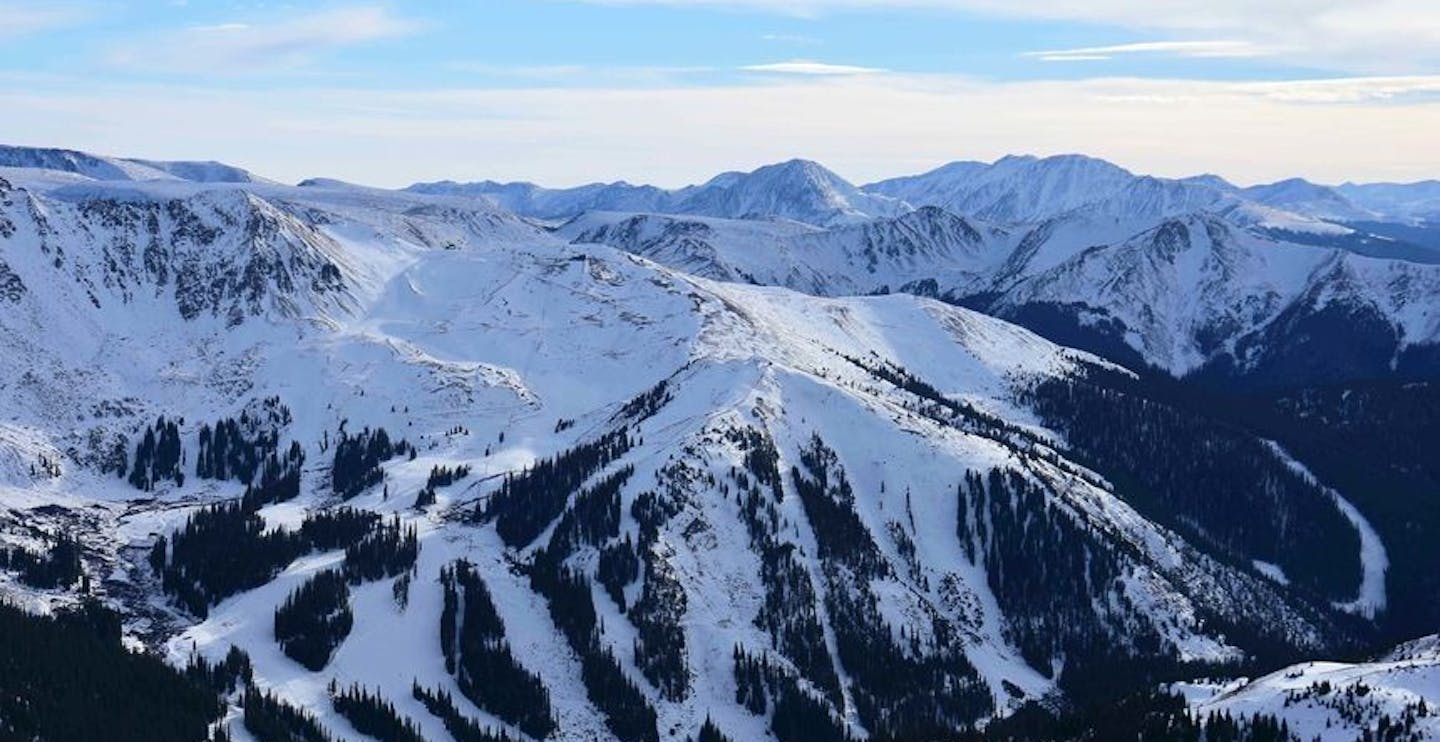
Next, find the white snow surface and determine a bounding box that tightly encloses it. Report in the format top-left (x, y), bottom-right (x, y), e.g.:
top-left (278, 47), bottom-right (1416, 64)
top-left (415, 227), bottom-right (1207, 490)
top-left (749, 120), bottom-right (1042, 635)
top-left (1181, 635), bottom-right (1440, 741)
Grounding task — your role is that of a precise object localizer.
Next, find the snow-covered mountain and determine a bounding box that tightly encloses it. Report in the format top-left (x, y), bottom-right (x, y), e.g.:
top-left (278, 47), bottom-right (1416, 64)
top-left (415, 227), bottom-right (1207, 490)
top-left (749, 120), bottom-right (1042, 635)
top-left (406, 180), bottom-right (676, 222)
top-left (411, 159), bottom-right (908, 228)
top-left (864, 154), bottom-right (1231, 225)
top-left (0, 154), bottom-right (1406, 741)
top-left (0, 144), bottom-right (270, 184)
top-left (557, 205), bottom-right (1016, 296)
top-left (1239, 178), bottom-right (1375, 222)
top-left (1339, 180), bottom-right (1440, 224)
top-left (565, 202), bottom-right (1440, 386)
top-left (677, 158), bottom-right (909, 226)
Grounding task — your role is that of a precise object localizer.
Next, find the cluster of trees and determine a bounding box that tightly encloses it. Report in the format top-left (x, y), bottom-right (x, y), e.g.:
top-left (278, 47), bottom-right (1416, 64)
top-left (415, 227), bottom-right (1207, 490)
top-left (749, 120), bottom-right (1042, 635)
top-left (841, 355), bottom-right (1030, 445)
top-left (242, 688), bottom-right (332, 742)
top-left (693, 717), bottom-right (733, 742)
top-left (597, 535), bottom-right (640, 611)
top-left (957, 468), bottom-right (1178, 697)
top-left (793, 435), bottom-right (992, 737)
top-left (412, 683), bottom-right (519, 742)
top-left (195, 401), bottom-right (294, 485)
top-left (332, 427), bottom-right (413, 500)
top-left (0, 532), bottom-right (83, 590)
top-left (791, 435), bottom-right (889, 577)
top-left (483, 428), bottom-right (632, 547)
top-left (416, 463), bottom-right (472, 508)
top-left (128, 416), bottom-right (184, 490)
top-left (965, 689), bottom-right (1298, 742)
top-left (615, 378), bottom-right (672, 424)
top-left (577, 644), bottom-right (660, 742)
top-left (274, 569), bottom-right (353, 671)
top-left (725, 426), bottom-right (783, 501)
top-left (238, 444), bottom-right (305, 510)
top-left (151, 499), bottom-right (397, 617)
top-left (330, 683), bottom-right (425, 742)
top-left (523, 462), bottom-right (660, 742)
top-left (549, 467), bottom-right (630, 556)
top-left (152, 500), bottom-right (308, 616)
top-left (732, 645), bottom-right (852, 742)
top-left (623, 463), bottom-right (696, 701)
top-left (439, 560), bottom-right (556, 739)
top-left (629, 547), bottom-right (689, 702)
top-left (0, 600), bottom-right (224, 742)
top-left (1020, 369), bottom-right (1363, 602)
top-left (726, 430), bottom-right (843, 708)
top-left (342, 516), bottom-right (418, 583)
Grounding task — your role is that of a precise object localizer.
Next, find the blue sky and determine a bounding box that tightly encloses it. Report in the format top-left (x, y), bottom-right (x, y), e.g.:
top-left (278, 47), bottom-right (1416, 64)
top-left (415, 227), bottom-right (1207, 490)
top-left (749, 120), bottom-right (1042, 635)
top-left (2, 1), bottom-right (1439, 186)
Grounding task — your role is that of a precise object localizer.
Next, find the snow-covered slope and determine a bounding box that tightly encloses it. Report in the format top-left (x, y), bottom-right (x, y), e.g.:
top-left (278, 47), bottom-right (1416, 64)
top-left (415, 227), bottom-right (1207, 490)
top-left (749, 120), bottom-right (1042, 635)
top-left (0, 163), bottom-right (1377, 741)
top-left (1180, 635), bottom-right (1440, 741)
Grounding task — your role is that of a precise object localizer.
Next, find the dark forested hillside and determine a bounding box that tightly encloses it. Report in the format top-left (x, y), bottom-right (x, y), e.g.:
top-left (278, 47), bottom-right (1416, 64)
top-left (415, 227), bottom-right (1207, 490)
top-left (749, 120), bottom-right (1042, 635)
top-left (0, 601), bottom-right (222, 742)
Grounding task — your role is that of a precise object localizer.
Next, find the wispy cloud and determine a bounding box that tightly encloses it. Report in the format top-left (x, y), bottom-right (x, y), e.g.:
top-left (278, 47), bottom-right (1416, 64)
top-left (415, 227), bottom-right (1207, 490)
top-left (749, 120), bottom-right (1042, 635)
top-left (108, 5), bottom-right (422, 73)
top-left (761, 33), bottom-right (822, 45)
top-left (1234, 75), bottom-right (1440, 103)
top-left (563, 0), bottom-right (1440, 73)
top-left (1026, 40), bottom-right (1270, 62)
top-left (0, 3), bottom-right (90, 39)
top-left (741, 60), bottom-right (884, 75)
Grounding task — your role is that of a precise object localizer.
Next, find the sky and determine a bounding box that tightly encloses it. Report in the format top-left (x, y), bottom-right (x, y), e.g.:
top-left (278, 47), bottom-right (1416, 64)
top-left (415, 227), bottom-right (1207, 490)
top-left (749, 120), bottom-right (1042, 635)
top-left (1, 0), bottom-right (1439, 188)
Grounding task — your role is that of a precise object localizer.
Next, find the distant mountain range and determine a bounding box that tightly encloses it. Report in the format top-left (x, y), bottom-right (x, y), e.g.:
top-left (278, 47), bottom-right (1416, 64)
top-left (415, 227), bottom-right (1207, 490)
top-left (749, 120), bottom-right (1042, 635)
top-left (2, 143), bottom-right (1437, 742)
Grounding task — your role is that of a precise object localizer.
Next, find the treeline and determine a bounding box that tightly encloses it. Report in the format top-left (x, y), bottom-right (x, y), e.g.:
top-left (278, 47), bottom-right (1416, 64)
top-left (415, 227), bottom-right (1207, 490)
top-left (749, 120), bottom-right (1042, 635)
top-left (332, 426), bottom-right (413, 500)
top-left (0, 532), bottom-right (83, 590)
top-left (614, 378), bottom-right (672, 424)
top-left (482, 428), bottom-right (633, 547)
top-left (439, 560), bottom-right (556, 739)
top-left (842, 355), bottom-right (1034, 446)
